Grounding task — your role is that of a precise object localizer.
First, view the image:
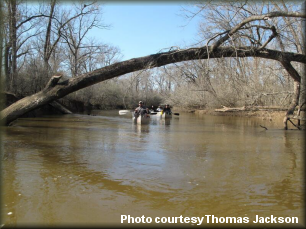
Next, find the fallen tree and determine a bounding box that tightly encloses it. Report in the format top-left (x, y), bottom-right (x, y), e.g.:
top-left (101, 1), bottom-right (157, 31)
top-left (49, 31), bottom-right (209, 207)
top-left (1, 46), bottom-right (305, 125)
top-left (1, 11), bottom-right (305, 129)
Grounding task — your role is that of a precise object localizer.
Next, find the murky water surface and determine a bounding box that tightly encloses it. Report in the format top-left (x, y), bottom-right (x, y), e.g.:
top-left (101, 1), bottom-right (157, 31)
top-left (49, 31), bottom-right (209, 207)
top-left (1, 111), bottom-right (304, 227)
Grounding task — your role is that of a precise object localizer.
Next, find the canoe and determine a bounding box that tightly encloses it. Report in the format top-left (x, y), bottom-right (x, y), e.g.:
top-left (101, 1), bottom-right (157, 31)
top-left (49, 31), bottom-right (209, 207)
top-left (150, 112), bottom-right (172, 119)
top-left (119, 110), bottom-right (131, 115)
top-left (133, 114), bottom-right (151, 124)
top-left (159, 112), bottom-right (172, 119)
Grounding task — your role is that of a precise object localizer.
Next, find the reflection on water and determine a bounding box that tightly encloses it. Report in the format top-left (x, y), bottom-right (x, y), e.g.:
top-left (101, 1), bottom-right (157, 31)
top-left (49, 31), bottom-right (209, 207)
top-left (1, 111), bottom-right (304, 227)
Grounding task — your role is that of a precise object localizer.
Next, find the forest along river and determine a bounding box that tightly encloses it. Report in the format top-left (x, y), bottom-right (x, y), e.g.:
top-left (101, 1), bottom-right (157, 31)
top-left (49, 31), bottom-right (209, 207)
top-left (1, 110), bottom-right (304, 226)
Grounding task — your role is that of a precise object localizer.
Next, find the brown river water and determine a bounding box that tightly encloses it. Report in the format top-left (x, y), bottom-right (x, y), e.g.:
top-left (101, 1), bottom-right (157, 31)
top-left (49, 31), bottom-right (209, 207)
top-left (1, 110), bottom-right (304, 227)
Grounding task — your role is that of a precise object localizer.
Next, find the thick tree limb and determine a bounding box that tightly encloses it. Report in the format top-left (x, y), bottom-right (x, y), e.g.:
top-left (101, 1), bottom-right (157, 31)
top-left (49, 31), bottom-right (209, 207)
top-left (288, 119), bottom-right (301, 130)
top-left (259, 26), bottom-right (277, 49)
top-left (44, 75), bottom-right (62, 90)
top-left (49, 101), bottom-right (72, 114)
top-left (1, 46), bottom-right (306, 125)
top-left (281, 61), bottom-right (301, 130)
top-left (297, 102), bottom-right (306, 126)
top-left (281, 60), bottom-right (301, 82)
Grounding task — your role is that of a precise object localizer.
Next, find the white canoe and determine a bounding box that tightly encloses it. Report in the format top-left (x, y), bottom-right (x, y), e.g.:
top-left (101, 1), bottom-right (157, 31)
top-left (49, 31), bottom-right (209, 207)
top-left (133, 114), bottom-right (151, 124)
top-left (150, 112), bottom-right (172, 119)
top-left (119, 110), bottom-right (131, 115)
top-left (160, 112), bottom-right (172, 119)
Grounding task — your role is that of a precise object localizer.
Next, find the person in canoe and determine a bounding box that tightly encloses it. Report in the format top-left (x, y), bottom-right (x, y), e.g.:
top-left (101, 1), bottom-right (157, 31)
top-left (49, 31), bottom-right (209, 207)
top-left (134, 101), bottom-right (149, 118)
top-left (162, 104), bottom-right (172, 114)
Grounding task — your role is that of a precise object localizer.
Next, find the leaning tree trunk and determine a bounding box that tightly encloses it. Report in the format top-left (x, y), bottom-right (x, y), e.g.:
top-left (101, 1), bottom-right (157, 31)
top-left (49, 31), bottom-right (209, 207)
top-left (281, 61), bottom-right (302, 130)
top-left (1, 46), bottom-right (305, 125)
top-left (283, 80), bottom-right (300, 130)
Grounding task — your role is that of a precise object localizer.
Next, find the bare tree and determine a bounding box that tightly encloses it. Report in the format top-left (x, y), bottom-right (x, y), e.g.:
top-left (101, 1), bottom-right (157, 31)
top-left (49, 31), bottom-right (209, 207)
top-left (1, 8), bottom-right (305, 130)
top-left (61, 2), bottom-right (106, 77)
top-left (2, 0), bottom-right (108, 95)
top-left (3, 0), bottom-right (46, 93)
top-left (0, 0), bottom-right (4, 103)
top-left (72, 43), bottom-right (122, 106)
top-left (181, 1), bottom-right (305, 128)
top-left (37, 1), bottom-right (106, 87)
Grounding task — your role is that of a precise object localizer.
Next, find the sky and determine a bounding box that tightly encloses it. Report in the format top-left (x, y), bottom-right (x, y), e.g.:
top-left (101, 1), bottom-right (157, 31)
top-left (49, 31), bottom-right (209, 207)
top-left (88, 3), bottom-right (201, 61)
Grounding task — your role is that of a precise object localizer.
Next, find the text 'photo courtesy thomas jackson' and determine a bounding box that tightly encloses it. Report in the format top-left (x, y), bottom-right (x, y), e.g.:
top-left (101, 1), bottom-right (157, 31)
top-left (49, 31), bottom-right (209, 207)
top-left (121, 215), bottom-right (300, 225)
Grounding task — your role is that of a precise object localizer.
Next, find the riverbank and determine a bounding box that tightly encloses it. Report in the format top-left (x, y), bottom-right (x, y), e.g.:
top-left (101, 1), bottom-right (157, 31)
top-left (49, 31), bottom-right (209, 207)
top-left (194, 109), bottom-right (287, 121)
top-left (177, 107), bottom-right (305, 130)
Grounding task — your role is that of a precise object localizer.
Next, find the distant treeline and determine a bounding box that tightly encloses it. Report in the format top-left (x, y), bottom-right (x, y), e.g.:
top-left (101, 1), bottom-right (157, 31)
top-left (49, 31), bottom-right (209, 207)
top-left (1, 1), bottom-right (303, 111)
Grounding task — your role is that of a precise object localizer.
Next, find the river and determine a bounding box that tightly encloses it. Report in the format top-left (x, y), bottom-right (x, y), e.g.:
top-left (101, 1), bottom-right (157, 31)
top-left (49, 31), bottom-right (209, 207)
top-left (1, 111), bottom-right (304, 227)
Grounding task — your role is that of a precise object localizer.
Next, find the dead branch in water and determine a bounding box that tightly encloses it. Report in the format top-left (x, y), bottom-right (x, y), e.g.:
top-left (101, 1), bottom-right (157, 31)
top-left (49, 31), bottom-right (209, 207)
top-left (288, 119), bottom-right (301, 130)
top-left (259, 125), bottom-right (268, 130)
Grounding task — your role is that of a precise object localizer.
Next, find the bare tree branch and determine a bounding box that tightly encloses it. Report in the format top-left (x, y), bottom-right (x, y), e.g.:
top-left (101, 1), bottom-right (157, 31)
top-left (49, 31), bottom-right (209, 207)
top-left (211, 11), bottom-right (306, 51)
